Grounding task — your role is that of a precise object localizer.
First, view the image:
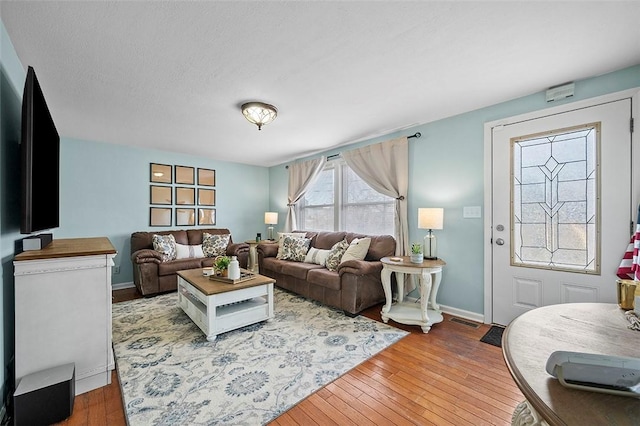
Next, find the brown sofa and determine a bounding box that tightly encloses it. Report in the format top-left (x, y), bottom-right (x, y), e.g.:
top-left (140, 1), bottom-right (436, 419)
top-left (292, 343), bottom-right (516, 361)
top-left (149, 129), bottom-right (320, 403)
top-left (257, 230), bottom-right (395, 316)
top-left (130, 228), bottom-right (249, 296)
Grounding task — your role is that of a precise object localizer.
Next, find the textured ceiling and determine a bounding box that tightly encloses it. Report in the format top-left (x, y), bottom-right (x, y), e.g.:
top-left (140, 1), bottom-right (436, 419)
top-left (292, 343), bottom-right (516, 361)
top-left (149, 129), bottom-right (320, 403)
top-left (2, 1), bottom-right (639, 167)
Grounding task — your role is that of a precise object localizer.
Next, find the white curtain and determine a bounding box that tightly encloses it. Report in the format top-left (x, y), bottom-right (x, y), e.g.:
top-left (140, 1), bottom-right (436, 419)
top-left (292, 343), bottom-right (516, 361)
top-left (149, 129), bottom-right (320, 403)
top-left (285, 156), bottom-right (326, 232)
top-left (342, 137), bottom-right (409, 256)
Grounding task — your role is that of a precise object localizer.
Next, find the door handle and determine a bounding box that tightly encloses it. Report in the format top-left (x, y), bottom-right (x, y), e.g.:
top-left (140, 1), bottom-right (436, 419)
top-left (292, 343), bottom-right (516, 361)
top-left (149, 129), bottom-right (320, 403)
top-left (495, 238), bottom-right (505, 246)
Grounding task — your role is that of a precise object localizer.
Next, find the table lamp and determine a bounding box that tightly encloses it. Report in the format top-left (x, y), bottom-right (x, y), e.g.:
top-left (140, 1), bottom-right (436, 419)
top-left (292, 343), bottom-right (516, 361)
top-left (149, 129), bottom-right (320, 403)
top-left (264, 212), bottom-right (278, 240)
top-left (418, 208), bottom-right (444, 260)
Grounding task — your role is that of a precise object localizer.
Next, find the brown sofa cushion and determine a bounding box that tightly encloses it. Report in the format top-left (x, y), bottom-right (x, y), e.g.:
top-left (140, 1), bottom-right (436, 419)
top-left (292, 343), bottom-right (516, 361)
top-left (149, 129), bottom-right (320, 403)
top-left (187, 228), bottom-right (230, 245)
top-left (158, 258), bottom-right (203, 276)
top-left (280, 261), bottom-right (324, 280)
top-left (131, 228), bottom-right (234, 253)
top-left (306, 268), bottom-right (341, 290)
top-left (307, 231), bottom-right (347, 250)
top-left (262, 257), bottom-right (321, 280)
top-left (131, 230), bottom-right (189, 254)
top-left (345, 232), bottom-right (395, 260)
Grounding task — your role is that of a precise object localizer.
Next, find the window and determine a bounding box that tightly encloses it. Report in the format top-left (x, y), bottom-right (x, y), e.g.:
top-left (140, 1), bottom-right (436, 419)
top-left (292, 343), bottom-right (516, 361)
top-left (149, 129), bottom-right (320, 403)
top-left (298, 160), bottom-right (395, 235)
top-left (511, 123), bottom-right (600, 273)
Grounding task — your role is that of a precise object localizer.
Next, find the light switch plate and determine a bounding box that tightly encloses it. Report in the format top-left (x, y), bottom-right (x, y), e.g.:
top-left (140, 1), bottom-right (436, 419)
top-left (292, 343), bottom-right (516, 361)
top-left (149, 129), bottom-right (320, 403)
top-left (463, 206), bottom-right (482, 218)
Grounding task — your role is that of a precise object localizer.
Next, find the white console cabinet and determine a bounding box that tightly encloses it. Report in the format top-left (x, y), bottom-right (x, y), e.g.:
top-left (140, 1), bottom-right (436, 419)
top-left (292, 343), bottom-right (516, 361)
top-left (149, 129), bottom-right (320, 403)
top-left (14, 237), bottom-right (116, 395)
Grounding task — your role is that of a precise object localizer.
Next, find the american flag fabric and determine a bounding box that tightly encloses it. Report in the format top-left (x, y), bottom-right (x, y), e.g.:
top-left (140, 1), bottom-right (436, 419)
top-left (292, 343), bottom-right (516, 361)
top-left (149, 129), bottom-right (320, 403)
top-left (617, 206), bottom-right (640, 281)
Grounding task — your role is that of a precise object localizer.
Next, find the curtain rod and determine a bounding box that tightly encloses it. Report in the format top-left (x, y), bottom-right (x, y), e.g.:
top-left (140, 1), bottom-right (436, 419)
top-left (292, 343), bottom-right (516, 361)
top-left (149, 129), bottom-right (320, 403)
top-left (285, 132), bottom-right (422, 168)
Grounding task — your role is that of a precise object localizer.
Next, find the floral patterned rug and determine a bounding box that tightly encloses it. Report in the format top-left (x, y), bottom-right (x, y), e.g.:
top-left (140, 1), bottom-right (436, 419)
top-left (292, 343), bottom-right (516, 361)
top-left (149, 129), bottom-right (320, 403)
top-left (112, 288), bottom-right (408, 425)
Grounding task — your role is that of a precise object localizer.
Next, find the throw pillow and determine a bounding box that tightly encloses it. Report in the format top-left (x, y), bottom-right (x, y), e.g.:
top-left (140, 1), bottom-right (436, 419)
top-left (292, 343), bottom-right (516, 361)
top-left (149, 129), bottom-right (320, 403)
top-left (276, 232), bottom-right (307, 258)
top-left (304, 247), bottom-right (331, 266)
top-left (341, 237), bottom-right (371, 263)
top-left (175, 243), bottom-right (204, 260)
top-left (325, 238), bottom-right (350, 271)
top-left (276, 236), bottom-right (311, 262)
top-left (277, 232), bottom-right (307, 245)
top-left (202, 233), bottom-right (230, 257)
top-left (152, 234), bottom-right (177, 261)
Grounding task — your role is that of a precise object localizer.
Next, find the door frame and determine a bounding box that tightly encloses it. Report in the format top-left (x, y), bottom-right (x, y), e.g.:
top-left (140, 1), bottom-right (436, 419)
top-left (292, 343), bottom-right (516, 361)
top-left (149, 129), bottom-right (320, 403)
top-left (483, 88), bottom-right (639, 324)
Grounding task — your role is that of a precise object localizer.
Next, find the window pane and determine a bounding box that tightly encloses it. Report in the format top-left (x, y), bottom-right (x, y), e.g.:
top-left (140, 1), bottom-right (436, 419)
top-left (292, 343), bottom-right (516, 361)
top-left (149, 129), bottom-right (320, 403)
top-left (305, 169), bottom-right (334, 206)
top-left (302, 206), bottom-right (334, 231)
top-left (511, 123), bottom-right (599, 273)
top-left (343, 204), bottom-right (394, 235)
top-left (343, 166), bottom-right (388, 202)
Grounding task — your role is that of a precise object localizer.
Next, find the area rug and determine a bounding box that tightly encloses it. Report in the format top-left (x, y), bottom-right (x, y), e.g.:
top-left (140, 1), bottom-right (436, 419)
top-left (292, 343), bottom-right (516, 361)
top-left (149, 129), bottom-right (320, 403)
top-left (112, 289), bottom-right (408, 425)
top-left (480, 325), bottom-right (505, 347)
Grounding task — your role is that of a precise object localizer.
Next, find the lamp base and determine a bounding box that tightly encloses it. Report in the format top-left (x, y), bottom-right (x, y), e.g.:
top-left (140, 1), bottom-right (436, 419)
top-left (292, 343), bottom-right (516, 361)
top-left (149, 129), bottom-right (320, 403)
top-left (424, 232), bottom-right (437, 260)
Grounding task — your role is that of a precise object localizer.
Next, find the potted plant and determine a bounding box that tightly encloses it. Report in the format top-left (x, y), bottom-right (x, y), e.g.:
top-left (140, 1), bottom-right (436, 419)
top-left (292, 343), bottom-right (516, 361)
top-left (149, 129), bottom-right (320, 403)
top-left (410, 242), bottom-right (423, 264)
top-left (214, 256), bottom-right (231, 277)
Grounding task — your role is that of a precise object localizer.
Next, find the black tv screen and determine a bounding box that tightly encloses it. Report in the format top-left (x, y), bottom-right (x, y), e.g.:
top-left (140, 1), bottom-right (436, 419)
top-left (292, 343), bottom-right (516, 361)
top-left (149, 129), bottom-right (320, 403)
top-left (20, 66), bottom-right (60, 234)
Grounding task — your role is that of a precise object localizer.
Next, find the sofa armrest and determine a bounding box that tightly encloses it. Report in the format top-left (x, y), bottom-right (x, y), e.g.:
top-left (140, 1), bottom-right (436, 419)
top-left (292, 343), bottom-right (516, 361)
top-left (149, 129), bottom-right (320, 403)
top-left (257, 242), bottom-right (279, 258)
top-left (337, 260), bottom-right (383, 276)
top-left (131, 249), bottom-right (163, 265)
top-left (226, 242), bottom-right (249, 256)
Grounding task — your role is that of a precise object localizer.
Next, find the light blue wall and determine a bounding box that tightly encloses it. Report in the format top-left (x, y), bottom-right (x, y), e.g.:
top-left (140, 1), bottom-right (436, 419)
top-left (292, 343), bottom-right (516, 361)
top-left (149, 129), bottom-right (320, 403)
top-left (269, 64), bottom-right (640, 317)
top-left (57, 138), bottom-right (270, 284)
top-left (0, 19), bottom-right (26, 413)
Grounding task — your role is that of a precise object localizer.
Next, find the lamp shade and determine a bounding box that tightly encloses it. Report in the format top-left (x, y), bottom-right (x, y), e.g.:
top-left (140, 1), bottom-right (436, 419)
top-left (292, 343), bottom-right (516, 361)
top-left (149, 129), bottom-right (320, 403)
top-left (242, 102), bottom-right (277, 130)
top-left (264, 212), bottom-right (278, 225)
top-left (418, 208), bottom-right (444, 230)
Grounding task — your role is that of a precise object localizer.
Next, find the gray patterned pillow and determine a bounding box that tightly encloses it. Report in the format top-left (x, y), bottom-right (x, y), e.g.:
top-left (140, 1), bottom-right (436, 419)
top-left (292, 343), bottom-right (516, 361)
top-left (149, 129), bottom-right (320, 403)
top-left (325, 238), bottom-right (350, 271)
top-left (152, 234), bottom-right (177, 261)
top-left (202, 233), bottom-right (230, 257)
top-left (276, 236), bottom-right (311, 261)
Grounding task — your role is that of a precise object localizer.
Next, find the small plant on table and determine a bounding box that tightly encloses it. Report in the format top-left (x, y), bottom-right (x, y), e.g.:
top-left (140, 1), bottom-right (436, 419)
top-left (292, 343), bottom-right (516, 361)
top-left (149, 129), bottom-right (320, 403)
top-left (214, 256), bottom-right (231, 276)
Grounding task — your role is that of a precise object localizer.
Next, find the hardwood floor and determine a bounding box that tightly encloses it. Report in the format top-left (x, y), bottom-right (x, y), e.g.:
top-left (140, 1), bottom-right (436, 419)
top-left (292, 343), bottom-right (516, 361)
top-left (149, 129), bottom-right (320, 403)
top-left (55, 288), bottom-right (523, 425)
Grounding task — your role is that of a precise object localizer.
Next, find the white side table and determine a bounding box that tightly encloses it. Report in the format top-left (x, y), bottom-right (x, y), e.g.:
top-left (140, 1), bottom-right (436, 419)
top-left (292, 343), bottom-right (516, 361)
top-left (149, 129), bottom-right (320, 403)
top-left (380, 256), bottom-right (446, 333)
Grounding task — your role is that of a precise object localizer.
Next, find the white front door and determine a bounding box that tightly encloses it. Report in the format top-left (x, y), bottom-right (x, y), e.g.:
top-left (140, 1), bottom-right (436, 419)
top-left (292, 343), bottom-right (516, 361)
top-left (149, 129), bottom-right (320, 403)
top-left (490, 98), bottom-right (633, 326)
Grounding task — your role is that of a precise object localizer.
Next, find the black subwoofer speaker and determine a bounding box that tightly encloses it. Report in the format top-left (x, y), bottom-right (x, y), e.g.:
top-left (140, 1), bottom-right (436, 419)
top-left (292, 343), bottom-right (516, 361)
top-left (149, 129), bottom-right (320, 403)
top-left (13, 363), bottom-right (75, 425)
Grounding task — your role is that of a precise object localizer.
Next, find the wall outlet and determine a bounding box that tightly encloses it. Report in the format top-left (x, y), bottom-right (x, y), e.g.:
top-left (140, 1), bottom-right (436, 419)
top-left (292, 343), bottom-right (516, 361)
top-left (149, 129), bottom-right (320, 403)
top-left (114, 266), bottom-right (120, 274)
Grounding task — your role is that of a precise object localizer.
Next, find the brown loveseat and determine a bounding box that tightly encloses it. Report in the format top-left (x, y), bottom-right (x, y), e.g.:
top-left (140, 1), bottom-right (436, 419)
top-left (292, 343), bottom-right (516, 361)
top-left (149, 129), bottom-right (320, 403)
top-left (130, 228), bottom-right (249, 296)
top-left (257, 230), bottom-right (395, 316)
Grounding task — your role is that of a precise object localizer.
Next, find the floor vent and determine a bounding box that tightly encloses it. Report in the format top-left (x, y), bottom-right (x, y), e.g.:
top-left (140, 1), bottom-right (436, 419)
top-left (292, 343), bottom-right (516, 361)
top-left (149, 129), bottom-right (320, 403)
top-left (449, 317), bottom-right (480, 328)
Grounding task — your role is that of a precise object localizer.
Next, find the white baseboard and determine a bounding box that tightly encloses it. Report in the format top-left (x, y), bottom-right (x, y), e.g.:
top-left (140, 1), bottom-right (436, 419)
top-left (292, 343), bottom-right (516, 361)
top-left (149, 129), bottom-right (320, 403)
top-left (439, 304), bottom-right (485, 324)
top-left (112, 281), bottom-right (135, 291)
top-left (403, 295), bottom-right (485, 324)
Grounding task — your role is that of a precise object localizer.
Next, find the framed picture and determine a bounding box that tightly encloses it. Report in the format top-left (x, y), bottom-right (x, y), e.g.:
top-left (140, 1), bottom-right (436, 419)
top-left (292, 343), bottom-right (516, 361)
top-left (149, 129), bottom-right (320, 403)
top-left (175, 187), bottom-right (195, 205)
top-left (198, 208), bottom-right (216, 225)
top-left (198, 168), bottom-right (216, 186)
top-left (176, 208), bottom-right (195, 226)
top-left (175, 165), bottom-right (195, 185)
top-left (150, 207), bottom-right (172, 226)
top-left (198, 188), bottom-right (216, 206)
top-left (150, 163), bottom-right (172, 183)
top-left (150, 185), bottom-right (172, 205)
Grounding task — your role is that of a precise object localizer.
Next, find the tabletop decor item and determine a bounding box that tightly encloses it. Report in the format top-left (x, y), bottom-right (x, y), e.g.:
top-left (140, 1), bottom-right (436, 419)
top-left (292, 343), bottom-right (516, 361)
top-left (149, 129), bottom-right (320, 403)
top-left (213, 255), bottom-right (231, 277)
top-left (410, 242), bottom-right (424, 263)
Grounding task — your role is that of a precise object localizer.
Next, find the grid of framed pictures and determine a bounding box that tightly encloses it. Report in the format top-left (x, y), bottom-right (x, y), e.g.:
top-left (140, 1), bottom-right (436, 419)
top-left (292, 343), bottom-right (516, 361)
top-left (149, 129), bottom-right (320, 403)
top-left (149, 163), bottom-right (216, 226)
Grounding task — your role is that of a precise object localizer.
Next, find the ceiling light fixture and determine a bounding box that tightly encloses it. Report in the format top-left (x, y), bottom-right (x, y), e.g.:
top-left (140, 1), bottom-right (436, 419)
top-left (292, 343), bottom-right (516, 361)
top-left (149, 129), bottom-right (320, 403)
top-left (241, 102), bottom-right (277, 130)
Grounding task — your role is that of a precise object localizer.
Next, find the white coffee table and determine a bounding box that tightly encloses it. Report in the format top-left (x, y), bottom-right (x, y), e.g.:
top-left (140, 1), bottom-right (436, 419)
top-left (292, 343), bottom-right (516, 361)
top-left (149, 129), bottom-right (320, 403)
top-left (177, 268), bottom-right (275, 341)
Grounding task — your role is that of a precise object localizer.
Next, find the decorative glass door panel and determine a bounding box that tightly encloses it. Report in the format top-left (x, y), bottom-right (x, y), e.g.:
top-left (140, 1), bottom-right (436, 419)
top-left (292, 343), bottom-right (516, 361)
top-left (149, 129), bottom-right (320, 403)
top-left (511, 123), bottom-right (600, 274)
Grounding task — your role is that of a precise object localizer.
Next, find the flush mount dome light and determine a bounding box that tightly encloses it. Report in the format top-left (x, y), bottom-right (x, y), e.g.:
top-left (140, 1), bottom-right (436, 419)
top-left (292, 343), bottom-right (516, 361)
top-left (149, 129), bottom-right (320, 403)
top-left (241, 102), bottom-right (277, 130)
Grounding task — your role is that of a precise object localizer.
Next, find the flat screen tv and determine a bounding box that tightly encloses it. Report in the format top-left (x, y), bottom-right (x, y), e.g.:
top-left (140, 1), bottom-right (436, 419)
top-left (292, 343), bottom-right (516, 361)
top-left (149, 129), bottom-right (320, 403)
top-left (20, 66), bottom-right (60, 234)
